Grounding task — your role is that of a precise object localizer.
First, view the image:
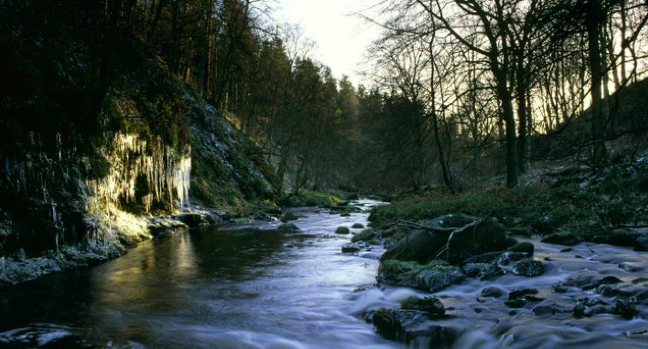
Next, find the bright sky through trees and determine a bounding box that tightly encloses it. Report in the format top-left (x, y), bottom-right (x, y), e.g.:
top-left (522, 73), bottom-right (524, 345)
top-left (275, 0), bottom-right (380, 86)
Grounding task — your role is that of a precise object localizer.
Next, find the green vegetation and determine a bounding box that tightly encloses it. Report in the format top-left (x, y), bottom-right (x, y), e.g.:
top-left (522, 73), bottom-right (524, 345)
top-left (370, 160), bottom-right (648, 239)
top-left (280, 190), bottom-right (341, 208)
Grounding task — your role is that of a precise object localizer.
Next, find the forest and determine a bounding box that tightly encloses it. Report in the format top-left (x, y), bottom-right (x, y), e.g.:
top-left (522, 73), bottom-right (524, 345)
top-left (1, 0), bottom-right (648, 348)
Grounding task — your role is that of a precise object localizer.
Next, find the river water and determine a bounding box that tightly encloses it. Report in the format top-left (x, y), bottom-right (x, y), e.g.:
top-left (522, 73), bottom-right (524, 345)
top-left (1, 199), bottom-right (648, 349)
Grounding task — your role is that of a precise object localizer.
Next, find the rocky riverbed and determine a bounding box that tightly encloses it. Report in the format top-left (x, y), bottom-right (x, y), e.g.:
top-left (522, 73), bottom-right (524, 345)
top-left (349, 210), bottom-right (648, 348)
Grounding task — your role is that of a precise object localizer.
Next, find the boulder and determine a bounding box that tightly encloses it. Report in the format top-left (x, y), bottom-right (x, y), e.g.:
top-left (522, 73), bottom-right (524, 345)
top-left (541, 233), bottom-right (584, 246)
top-left (280, 212), bottom-right (300, 222)
top-left (335, 226), bottom-right (351, 235)
top-left (172, 213), bottom-right (207, 228)
top-left (351, 229), bottom-right (375, 243)
top-left (481, 286), bottom-right (505, 298)
top-left (342, 243), bottom-right (361, 253)
top-left (422, 214), bottom-right (476, 229)
top-left (462, 262), bottom-right (503, 280)
top-left (446, 218), bottom-right (512, 265)
top-left (351, 223), bottom-right (365, 229)
top-left (506, 242), bottom-right (534, 255)
top-left (278, 223), bottom-right (300, 233)
top-left (372, 308), bottom-right (403, 341)
top-left (380, 229), bottom-right (451, 264)
top-left (377, 259), bottom-right (464, 292)
top-left (400, 296), bottom-right (445, 316)
top-left (512, 258), bottom-right (545, 277)
top-left (372, 308), bottom-right (456, 346)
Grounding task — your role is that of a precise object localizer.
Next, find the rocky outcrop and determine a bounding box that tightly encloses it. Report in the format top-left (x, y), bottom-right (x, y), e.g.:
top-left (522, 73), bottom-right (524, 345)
top-left (376, 214), bottom-right (528, 292)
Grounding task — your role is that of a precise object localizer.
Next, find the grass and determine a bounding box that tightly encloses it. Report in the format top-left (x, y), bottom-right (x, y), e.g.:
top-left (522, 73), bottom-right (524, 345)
top-left (280, 190), bottom-right (341, 208)
top-left (369, 164), bottom-right (648, 238)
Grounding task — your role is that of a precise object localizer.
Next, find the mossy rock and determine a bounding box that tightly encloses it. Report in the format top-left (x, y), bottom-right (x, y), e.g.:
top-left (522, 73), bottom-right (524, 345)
top-left (281, 212), bottom-right (300, 222)
top-left (400, 296), bottom-right (445, 316)
top-left (278, 223), bottom-right (300, 233)
top-left (351, 223), bottom-right (365, 229)
top-left (335, 226), bottom-right (351, 235)
top-left (377, 259), bottom-right (464, 292)
top-left (351, 229), bottom-right (375, 243)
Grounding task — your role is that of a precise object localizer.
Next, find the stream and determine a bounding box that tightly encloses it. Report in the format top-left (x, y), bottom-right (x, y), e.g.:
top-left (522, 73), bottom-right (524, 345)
top-left (1, 199), bottom-right (648, 348)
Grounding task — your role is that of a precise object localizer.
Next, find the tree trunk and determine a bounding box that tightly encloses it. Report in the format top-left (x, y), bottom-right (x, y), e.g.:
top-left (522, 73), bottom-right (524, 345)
top-left (586, 0), bottom-right (607, 167)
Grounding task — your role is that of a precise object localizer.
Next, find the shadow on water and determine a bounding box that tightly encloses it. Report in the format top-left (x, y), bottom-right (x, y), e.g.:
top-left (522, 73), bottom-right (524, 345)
top-left (0, 227), bottom-right (292, 348)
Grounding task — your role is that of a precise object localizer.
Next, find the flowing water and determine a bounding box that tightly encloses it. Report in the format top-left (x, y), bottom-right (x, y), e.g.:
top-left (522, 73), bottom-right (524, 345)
top-left (1, 200), bottom-right (648, 349)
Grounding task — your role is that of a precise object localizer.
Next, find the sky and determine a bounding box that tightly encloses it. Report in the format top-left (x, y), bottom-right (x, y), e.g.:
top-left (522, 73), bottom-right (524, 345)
top-left (274, 0), bottom-right (382, 87)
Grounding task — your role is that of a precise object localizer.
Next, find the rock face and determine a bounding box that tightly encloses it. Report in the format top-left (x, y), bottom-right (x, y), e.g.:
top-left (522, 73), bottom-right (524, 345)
top-left (0, 98), bottom-right (276, 286)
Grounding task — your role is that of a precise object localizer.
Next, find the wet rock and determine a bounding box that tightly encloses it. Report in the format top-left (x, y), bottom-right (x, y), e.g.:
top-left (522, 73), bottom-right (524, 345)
top-left (635, 236), bottom-right (648, 251)
top-left (533, 304), bottom-right (571, 316)
top-left (381, 228), bottom-right (451, 264)
top-left (371, 308), bottom-right (456, 347)
top-left (280, 212), bottom-right (300, 222)
top-left (172, 213), bottom-right (207, 228)
top-left (552, 284), bottom-right (568, 293)
top-left (505, 299), bottom-right (526, 308)
top-left (446, 218), bottom-right (512, 265)
top-left (583, 275), bottom-right (623, 290)
top-left (351, 223), bottom-right (365, 229)
top-left (400, 296), bottom-right (445, 316)
top-left (512, 258), bottom-right (545, 277)
top-left (618, 262), bottom-right (643, 272)
top-left (481, 286), bottom-right (505, 298)
top-left (341, 243), bottom-right (361, 253)
top-left (462, 262), bottom-right (503, 280)
top-left (632, 277), bottom-right (648, 284)
top-left (340, 212), bottom-right (351, 217)
top-left (423, 214), bottom-right (476, 229)
top-left (573, 303), bottom-right (586, 317)
top-left (148, 218), bottom-right (189, 237)
top-left (277, 223), bottom-right (300, 233)
top-left (372, 308), bottom-right (402, 340)
top-left (509, 288), bottom-right (539, 300)
top-left (541, 233), bottom-right (584, 246)
top-left (351, 229), bottom-right (375, 243)
top-left (377, 259), bottom-right (464, 292)
top-left (335, 226), bottom-right (351, 235)
top-left (497, 252), bottom-right (529, 265)
top-left (506, 242), bottom-right (534, 255)
top-left (615, 299), bottom-right (639, 319)
top-left (462, 251), bottom-right (503, 264)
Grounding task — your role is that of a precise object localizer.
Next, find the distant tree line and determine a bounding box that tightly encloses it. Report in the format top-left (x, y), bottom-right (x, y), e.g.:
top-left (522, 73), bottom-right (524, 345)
top-left (362, 0), bottom-right (648, 190)
top-left (2, 0), bottom-right (647, 194)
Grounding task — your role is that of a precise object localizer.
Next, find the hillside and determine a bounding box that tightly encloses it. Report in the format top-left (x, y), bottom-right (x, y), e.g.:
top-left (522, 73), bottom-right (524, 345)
top-left (0, 1), bottom-right (276, 286)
